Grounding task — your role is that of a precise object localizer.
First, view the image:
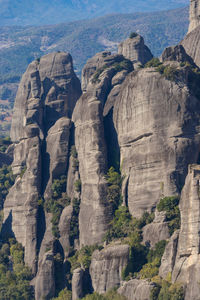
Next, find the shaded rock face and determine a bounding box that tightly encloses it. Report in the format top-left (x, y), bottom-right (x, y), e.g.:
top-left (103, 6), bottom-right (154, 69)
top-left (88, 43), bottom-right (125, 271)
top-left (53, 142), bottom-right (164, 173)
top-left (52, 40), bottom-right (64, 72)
top-left (118, 35), bottom-right (153, 65)
top-left (142, 211), bottom-right (169, 248)
top-left (2, 52), bottom-right (81, 299)
top-left (171, 165), bottom-right (200, 299)
top-left (118, 279), bottom-right (155, 300)
top-left (188, 0), bottom-right (200, 33)
top-left (90, 244), bottom-right (129, 294)
top-left (113, 66), bottom-right (200, 217)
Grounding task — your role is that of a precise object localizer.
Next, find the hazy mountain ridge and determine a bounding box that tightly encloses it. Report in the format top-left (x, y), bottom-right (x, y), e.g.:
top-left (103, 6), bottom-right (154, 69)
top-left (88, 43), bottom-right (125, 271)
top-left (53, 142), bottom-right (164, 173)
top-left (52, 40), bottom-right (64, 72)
top-left (0, 0), bottom-right (188, 26)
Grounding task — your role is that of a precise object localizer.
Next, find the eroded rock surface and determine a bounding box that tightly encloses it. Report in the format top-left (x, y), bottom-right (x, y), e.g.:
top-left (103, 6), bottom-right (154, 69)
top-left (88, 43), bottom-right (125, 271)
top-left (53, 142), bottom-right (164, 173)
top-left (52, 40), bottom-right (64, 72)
top-left (2, 52), bottom-right (81, 299)
top-left (118, 279), bottom-right (155, 300)
top-left (188, 0), bottom-right (200, 33)
top-left (142, 211), bottom-right (169, 248)
top-left (118, 34), bottom-right (153, 65)
top-left (90, 244), bottom-right (129, 294)
top-left (113, 65), bottom-right (200, 217)
top-left (172, 165), bottom-right (200, 299)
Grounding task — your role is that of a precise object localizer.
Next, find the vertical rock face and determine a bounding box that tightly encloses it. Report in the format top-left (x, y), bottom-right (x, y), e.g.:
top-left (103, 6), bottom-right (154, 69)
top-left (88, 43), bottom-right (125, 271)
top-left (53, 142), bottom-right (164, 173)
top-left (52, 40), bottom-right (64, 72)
top-left (118, 34), bottom-right (153, 65)
top-left (73, 52), bottom-right (132, 245)
top-left (2, 52), bottom-right (81, 298)
top-left (72, 268), bottom-right (84, 300)
top-left (188, 0), bottom-right (200, 33)
top-left (171, 165), bottom-right (200, 299)
top-left (113, 64), bottom-right (200, 217)
top-left (90, 244), bottom-right (129, 294)
top-left (181, 0), bottom-right (200, 67)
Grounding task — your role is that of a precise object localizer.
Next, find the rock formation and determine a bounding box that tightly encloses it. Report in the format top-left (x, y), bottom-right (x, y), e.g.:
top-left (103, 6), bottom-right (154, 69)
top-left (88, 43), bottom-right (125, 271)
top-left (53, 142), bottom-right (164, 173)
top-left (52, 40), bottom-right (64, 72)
top-left (171, 165), bottom-right (200, 300)
top-left (90, 244), bottom-right (129, 294)
top-left (118, 34), bottom-right (153, 66)
top-left (188, 0), bottom-right (200, 33)
top-left (113, 59), bottom-right (200, 217)
top-left (2, 4), bottom-right (200, 298)
top-left (118, 279), bottom-right (155, 300)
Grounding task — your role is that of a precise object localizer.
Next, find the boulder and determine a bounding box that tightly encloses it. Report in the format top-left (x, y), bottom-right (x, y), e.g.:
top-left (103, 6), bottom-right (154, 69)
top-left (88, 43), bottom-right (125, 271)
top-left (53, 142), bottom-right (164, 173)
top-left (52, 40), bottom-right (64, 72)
top-left (90, 244), bottom-right (129, 294)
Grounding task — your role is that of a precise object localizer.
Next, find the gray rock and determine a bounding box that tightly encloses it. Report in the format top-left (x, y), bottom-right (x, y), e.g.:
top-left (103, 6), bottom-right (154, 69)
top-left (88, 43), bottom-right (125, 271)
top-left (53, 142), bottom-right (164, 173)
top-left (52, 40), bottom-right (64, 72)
top-left (35, 251), bottom-right (55, 300)
top-left (118, 279), bottom-right (155, 300)
top-left (113, 66), bottom-right (200, 217)
top-left (59, 205), bottom-right (73, 258)
top-left (159, 230), bottom-right (179, 279)
top-left (188, 0), bottom-right (200, 33)
top-left (118, 35), bottom-right (153, 65)
top-left (161, 45), bottom-right (196, 66)
top-left (172, 165), bottom-right (200, 300)
top-left (90, 244), bottom-right (129, 294)
top-left (181, 26), bottom-right (200, 67)
top-left (72, 268), bottom-right (84, 300)
top-left (142, 211), bottom-right (169, 248)
top-left (81, 51), bottom-right (126, 92)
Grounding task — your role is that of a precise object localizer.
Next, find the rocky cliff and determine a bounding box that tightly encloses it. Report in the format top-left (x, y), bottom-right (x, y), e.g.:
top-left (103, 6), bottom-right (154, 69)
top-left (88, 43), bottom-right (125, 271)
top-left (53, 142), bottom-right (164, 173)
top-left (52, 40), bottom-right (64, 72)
top-left (1, 1), bottom-right (200, 299)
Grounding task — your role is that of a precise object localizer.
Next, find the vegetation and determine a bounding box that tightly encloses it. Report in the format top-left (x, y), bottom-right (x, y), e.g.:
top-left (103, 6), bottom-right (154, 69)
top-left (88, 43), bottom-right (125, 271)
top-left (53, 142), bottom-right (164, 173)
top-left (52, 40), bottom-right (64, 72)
top-left (0, 137), bottom-right (11, 153)
top-left (157, 196), bottom-right (180, 235)
top-left (68, 244), bottom-right (103, 271)
top-left (82, 289), bottom-right (127, 300)
top-left (74, 179), bottom-right (81, 193)
top-left (71, 145), bottom-right (79, 170)
top-left (69, 197), bottom-right (81, 246)
top-left (0, 164), bottom-right (15, 209)
top-left (20, 166), bottom-right (27, 178)
top-left (44, 175), bottom-right (71, 238)
top-left (0, 239), bottom-right (34, 299)
top-left (129, 32), bottom-right (138, 39)
top-left (150, 274), bottom-right (185, 300)
top-left (105, 167), bottom-right (123, 213)
top-left (92, 58), bottom-right (133, 83)
top-left (145, 58), bottom-right (162, 68)
top-left (52, 288), bottom-right (72, 300)
top-left (138, 240), bottom-right (167, 279)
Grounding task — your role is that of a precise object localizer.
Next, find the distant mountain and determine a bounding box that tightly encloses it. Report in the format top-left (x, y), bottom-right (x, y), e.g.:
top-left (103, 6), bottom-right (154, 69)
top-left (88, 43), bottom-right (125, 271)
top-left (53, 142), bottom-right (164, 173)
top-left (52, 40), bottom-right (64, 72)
top-left (0, 0), bottom-right (188, 26)
top-left (0, 6), bottom-right (189, 83)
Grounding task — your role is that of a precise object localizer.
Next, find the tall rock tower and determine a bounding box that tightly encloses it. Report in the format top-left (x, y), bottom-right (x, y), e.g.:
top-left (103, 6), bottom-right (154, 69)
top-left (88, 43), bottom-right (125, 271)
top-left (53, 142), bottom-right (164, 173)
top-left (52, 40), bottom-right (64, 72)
top-left (188, 0), bottom-right (200, 33)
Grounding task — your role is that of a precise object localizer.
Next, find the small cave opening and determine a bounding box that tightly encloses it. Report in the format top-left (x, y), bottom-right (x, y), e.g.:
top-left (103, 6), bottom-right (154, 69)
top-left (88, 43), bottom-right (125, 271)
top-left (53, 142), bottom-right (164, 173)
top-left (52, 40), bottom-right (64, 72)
top-left (103, 108), bottom-right (120, 171)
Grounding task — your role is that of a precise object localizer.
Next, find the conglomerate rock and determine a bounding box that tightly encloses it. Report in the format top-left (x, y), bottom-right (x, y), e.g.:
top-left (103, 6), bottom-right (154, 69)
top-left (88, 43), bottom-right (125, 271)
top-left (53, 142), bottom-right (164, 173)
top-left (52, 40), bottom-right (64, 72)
top-left (113, 64), bottom-right (200, 217)
top-left (118, 279), bottom-right (155, 300)
top-left (118, 34), bottom-right (153, 65)
top-left (90, 244), bottom-right (129, 294)
top-left (188, 0), bottom-right (200, 33)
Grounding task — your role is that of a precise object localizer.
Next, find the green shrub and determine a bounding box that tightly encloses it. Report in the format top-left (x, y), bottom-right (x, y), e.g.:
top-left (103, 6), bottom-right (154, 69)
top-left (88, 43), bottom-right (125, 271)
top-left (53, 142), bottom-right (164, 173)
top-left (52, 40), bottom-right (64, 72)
top-left (20, 166), bottom-right (27, 178)
top-left (145, 58), bottom-right (162, 68)
top-left (129, 32), bottom-right (138, 39)
top-left (52, 288), bottom-right (72, 300)
top-left (82, 289), bottom-right (127, 300)
top-left (0, 164), bottom-right (15, 209)
top-left (151, 280), bottom-right (185, 300)
top-left (69, 198), bottom-right (81, 246)
top-left (163, 65), bottom-right (178, 81)
top-left (44, 175), bottom-right (70, 238)
top-left (74, 179), bottom-right (81, 193)
top-left (92, 57), bottom-right (133, 84)
top-left (0, 137), bottom-right (11, 153)
top-left (157, 196), bottom-right (180, 235)
top-left (0, 239), bottom-right (34, 299)
top-left (68, 244), bottom-right (102, 271)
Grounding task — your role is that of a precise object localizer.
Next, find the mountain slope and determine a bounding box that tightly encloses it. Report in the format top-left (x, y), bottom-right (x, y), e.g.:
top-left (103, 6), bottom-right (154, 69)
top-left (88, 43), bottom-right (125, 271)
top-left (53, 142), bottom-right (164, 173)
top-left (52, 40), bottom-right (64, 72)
top-left (0, 0), bottom-right (188, 26)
